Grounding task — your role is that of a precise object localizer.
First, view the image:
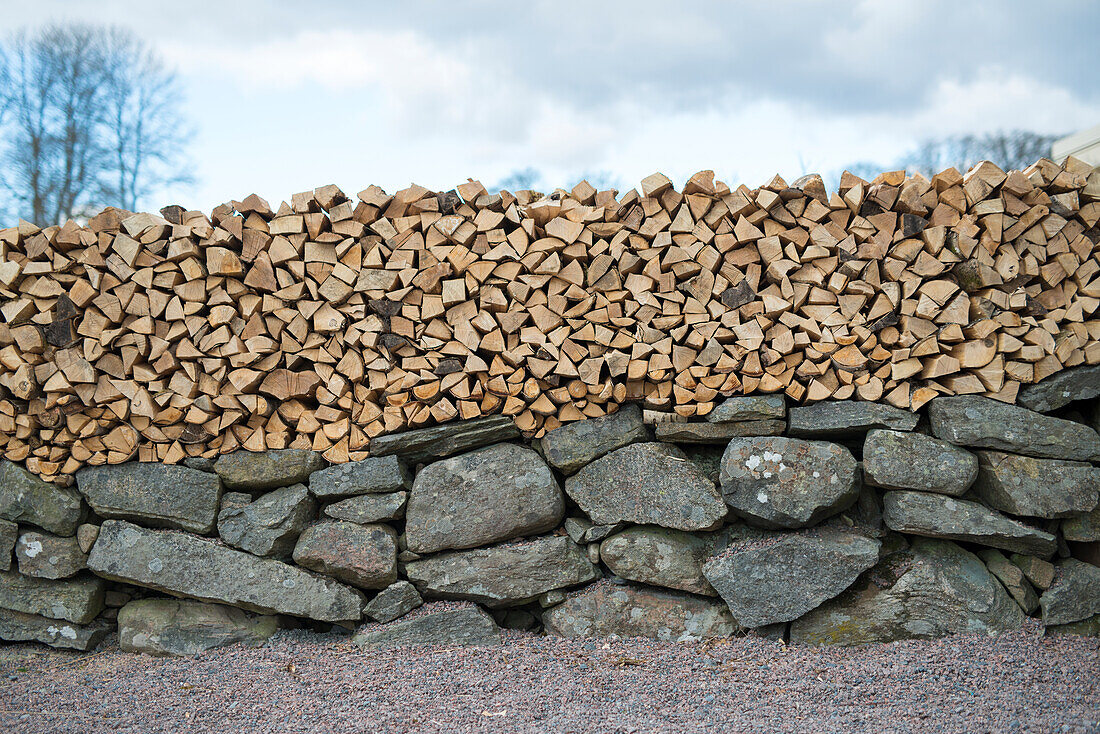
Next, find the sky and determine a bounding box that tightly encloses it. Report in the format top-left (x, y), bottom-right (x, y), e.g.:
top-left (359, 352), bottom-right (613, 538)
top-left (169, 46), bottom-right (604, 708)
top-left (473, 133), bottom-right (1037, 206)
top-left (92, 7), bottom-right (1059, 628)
top-left (5, 0), bottom-right (1099, 213)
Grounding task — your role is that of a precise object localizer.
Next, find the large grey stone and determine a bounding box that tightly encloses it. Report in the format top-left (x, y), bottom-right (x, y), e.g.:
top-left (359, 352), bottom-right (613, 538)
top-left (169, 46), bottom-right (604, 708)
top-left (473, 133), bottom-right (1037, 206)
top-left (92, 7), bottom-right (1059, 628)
top-left (790, 539), bottom-right (1025, 645)
top-left (214, 449), bottom-right (325, 491)
top-left (882, 491), bottom-right (1057, 556)
top-left (0, 608), bottom-right (111, 651)
top-left (787, 401), bottom-right (918, 438)
top-left (708, 395), bottom-right (786, 423)
top-left (118, 598), bottom-right (278, 656)
top-left (87, 520), bottom-right (362, 622)
top-left (405, 444), bottom-right (563, 554)
top-left (654, 420), bottom-right (784, 443)
top-left (405, 535), bottom-right (597, 607)
top-left (292, 521), bottom-right (397, 590)
top-left (368, 415), bottom-right (521, 465)
top-left (538, 404), bottom-right (648, 474)
top-left (978, 549), bottom-right (1038, 614)
top-left (719, 437), bottom-right (859, 528)
top-left (1018, 364), bottom-right (1100, 413)
top-left (702, 527), bottom-right (881, 627)
top-left (77, 463), bottom-right (222, 534)
top-left (972, 451), bottom-right (1100, 519)
top-left (1039, 559), bottom-right (1100, 626)
top-left (0, 570), bottom-right (105, 624)
top-left (218, 484), bottom-right (315, 557)
top-left (1010, 553), bottom-right (1056, 590)
top-left (353, 603), bottom-right (502, 648)
top-left (599, 526), bottom-right (724, 596)
top-left (323, 492), bottom-right (407, 524)
top-left (1046, 614), bottom-right (1100, 637)
top-left (565, 443), bottom-right (726, 531)
top-left (1062, 507), bottom-right (1100, 543)
top-left (309, 456), bottom-right (410, 499)
top-left (0, 518), bottom-right (15, 571)
top-left (542, 582), bottom-right (738, 641)
top-left (363, 580), bottom-right (423, 623)
top-left (0, 460), bottom-right (84, 536)
top-left (862, 429), bottom-right (978, 496)
top-left (16, 531), bottom-right (87, 579)
top-left (928, 396), bottom-right (1100, 462)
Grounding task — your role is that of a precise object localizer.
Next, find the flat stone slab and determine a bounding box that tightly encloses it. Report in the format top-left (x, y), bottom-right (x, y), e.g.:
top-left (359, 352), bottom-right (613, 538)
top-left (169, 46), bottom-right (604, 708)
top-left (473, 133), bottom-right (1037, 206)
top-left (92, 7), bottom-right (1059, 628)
top-left (707, 395), bottom-right (786, 423)
top-left (88, 520), bottom-right (363, 622)
top-left (214, 449), bottom-right (325, 492)
top-left (0, 607), bottom-right (111, 651)
top-left (16, 531), bottom-right (87, 579)
top-left (790, 539), bottom-right (1024, 645)
top-left (218, 485), bottom-right (315, 557)
top-left (405, 443), bottom-right (563, 554)
top-left (862, 429), bottom-right (978, 496)
top-left (787, 401), bottom-right (918, 438)
top-left (565, 443), bottom-right (726, 531)
top-left (538, 404), bottom-right (648, 474)
top-left (1010, 553), bottom-right (1056, 590)
top-left (929, 396), bottom-right (1100, 462)
top-left (1017, 364), bottom-right (1100, 413)
top-left (1046, 614), bottom-right (1100, 637)
top-left (0, 460), bottom-right (84, 536)
top-left (0, 570), bottom-right (105, 624)
top-left (882, 491), bottom-right (1057, 556)
top-left (77, 463), bottom-right (222, 534)
top-left (405, 535), bottom-right (597, 607)
top-left (654, 420), bottom-right (784, 443)
top-left (979, 549), bottom-right (1038, 614)
top-left (1039, 559), bottom-right (1100, 626)
top-left (118, 598), bottom-right (278, 656)
top-left (702, 527), bottom-right (882, 627)
top-left (368, 415), bottom-right (520, 465)
top-left (363, 580), bottom-right (423, 624)
top-left (309, 456), bottom-right (410, 499)
top-left (973, 451), bottom-right (1100, 519)
top-left (323, 492), bottom-right (407, 524)
top-left (719, 436), bottom-right (859, 528)
top-left (542, 581), bottom-right (738, 642)
top-left (600, 526), bottom-right (724, 596)
top-left (1062, 507), bottom-right (1100, 543)
top-left (292, 521), bottom-right (397, 590)
top-left (353, 603), bottom-right (502, 648)
top-left (0, 518), bottom-right (14, 571)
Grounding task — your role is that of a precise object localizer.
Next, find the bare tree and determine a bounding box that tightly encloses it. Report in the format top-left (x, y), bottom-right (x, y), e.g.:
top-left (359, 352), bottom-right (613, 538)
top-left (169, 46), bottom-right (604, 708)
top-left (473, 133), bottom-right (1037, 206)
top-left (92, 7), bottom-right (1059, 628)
top-left (896, 130), bottom-right (1059, 179)
top-left (496, 167), bottom-right (541, 192)
top-left (0, 24), bottom-right (190, 225)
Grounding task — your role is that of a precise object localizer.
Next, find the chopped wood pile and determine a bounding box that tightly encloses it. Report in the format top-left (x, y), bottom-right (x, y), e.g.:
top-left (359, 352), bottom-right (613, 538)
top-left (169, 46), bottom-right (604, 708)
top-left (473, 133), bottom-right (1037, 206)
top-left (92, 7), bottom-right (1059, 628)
top-left (1, 157), bottom-right (1098, 481)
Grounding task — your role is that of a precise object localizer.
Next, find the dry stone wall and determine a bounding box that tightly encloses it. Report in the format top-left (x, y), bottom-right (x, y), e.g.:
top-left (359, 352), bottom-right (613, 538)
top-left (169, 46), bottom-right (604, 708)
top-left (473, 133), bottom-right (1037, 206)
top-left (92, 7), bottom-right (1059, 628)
top-left (1, 382), bottom-right (1099, 654)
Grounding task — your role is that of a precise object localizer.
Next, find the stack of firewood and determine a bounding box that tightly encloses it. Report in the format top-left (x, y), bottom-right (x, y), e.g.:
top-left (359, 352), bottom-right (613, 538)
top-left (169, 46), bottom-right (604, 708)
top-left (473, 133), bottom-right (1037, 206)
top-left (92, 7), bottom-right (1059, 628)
top-left (0, 157), bottom-right (1097, 480)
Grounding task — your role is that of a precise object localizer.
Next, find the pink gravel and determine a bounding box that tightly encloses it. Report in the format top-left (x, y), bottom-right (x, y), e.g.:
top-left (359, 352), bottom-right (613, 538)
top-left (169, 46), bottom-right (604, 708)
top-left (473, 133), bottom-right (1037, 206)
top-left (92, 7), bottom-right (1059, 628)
top-left (0, 621), bottom-right (1097, 733)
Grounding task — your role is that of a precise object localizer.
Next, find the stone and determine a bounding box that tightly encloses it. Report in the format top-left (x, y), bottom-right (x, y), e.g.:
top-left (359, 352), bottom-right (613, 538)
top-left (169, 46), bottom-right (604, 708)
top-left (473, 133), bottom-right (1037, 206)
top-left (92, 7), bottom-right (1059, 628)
top-left (0, 570), bottom-right (105, 624)
top-left (405, 535), bottom-right (597, 607)
top-left (16, 531), bottom-right (87, 579)
top-left (539, 589), bottom-right (566, 608)
top-left (565, 443), bottom-right (726, 531)
top-left (87, 520), bottom-right (362, 622)
top-left (542, 581), bottom-right (738, 641)
top-left (1046, 614), bottom-right (1100, 637)
top-left (1039, 559), bottom-right (1100, 626)
top-left (0, 460), bottom-right (84, 536)
top-left (0, 608), bottom-right (111, 651)
top-left (292, 521), bottom-right (397, 590)
top-left (1062, 507), bottom-right (1100, 543)
top-left (882, 491), bottom-right (1057, 556)
top-left (790, 538), bottom-right (1025, 646)
top-left (214, 449), bottom-right (325, 491)
top-left (719, 437), bottom-right (859, 528)
top-left (682, 445), bottom-right (724, 483)
top-left (654, 420), bottom-right (784, 443)
top-left (182, 457), bottom-right (216, 472)
top-left (862, 429), bottom-right (977, 496)
top-left (702, 527), bottom-right (881, 627)
top-left (978, 549), bottom-right (1039, 614)
top-left (308, 456), bottom-right (410, 499)
top-left (118, 598), bottom-right (278, 656)
top-left (1010, 554), bottom-right (1056, 590)
top-left (600, 526), bottom-right (723, 596)
top-left (368, 415), bottom-right (520, 465)
top-left (707, 395), bottom-right (786, 423)
top-left (363, 581), bottom-right (423, 623)
top-left (405, 443), bottom-right (563, 554)
top-left (76, 524), bottom-right (99, 554)
top-left (563, 517), bottom-right (591, 544)
top-left (972, 451), bottom-right (1100, 519)
top-left (353, 603), bottom-right (502, 648)
top-left (1017, 364), bottom-right (1100, 413)
top-left (582, 523), bottom-right (626, 543)
top-left (217, 484), bottom-right (315, 557)
top-left (0, 518), bottom-right (15, 571)
top-left (538, 404), bottom-right (648, 474)
top-left (787, 401), bottom-right (919, 438)
top-left (928, 396), bottom-right (1100, 462)
top-left (323, 492), bottom-right (407, 524)
top-left (76, 463), bottom-right (222, 534)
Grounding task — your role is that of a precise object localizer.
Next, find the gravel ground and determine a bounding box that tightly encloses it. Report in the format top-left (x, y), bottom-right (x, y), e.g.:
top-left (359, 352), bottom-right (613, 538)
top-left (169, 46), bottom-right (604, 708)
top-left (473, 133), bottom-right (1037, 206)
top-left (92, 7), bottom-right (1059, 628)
top-left (0, 621), bottom-right (1096, 734)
